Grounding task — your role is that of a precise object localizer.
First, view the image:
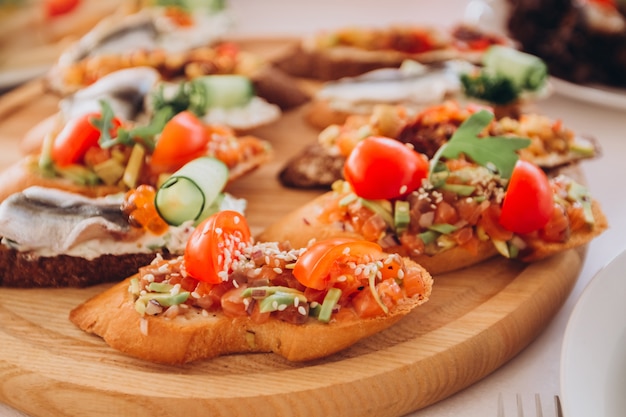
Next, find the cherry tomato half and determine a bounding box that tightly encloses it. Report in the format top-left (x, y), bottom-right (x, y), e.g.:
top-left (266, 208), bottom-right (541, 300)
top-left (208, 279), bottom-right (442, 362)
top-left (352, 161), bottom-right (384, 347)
top-left (184, 210), bottom-right (252, 284)
top-left (51, 112), bottom-right (121, 167)
top-left (44, 0), bottom-right (80, 18)
top-left (293, 238), bottom-right (383, 290)
top-left (151, 111), bottom-right (209, 174)
top-left (343, 136), bottom-right (429, 200)
top-left (499, 159), bottom-right (553, 234)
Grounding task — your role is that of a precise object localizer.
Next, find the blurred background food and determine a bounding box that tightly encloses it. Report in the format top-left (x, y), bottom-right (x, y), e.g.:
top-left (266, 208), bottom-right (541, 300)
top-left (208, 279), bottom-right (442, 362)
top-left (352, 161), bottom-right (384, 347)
top-left (506, 0), bottom-right (626, 88)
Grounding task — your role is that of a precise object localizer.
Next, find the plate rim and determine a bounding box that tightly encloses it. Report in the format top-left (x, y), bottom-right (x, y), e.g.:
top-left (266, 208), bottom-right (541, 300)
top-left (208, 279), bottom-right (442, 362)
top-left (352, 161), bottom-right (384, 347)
top-left (560, 248), bottom-right (626, 417)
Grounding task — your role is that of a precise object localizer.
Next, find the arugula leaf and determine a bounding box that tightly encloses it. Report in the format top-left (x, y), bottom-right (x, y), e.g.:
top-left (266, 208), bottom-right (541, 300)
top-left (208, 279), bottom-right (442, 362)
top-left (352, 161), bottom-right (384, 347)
top-left (429, 110), bottom-right (531, 180)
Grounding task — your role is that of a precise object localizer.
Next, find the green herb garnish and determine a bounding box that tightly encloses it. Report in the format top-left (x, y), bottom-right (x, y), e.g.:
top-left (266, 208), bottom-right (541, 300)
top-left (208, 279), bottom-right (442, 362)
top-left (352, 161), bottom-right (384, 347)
top-left (429, 110), bottom-right (531, 180)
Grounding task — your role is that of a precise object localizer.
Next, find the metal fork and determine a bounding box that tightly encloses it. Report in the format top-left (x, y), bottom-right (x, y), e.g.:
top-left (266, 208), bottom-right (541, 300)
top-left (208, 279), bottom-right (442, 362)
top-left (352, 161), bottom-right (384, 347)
top-left (497, 393), bottom-right (564, 417)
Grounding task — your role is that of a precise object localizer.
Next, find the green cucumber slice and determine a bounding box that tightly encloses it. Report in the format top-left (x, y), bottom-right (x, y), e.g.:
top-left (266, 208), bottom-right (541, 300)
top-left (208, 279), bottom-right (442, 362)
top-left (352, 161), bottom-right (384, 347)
top-left (191, 75), bottom-right (255, 110)
top-left (482, 45), bottom-right (548, 91)
top-left (155, 157), bottom-right (229, 226)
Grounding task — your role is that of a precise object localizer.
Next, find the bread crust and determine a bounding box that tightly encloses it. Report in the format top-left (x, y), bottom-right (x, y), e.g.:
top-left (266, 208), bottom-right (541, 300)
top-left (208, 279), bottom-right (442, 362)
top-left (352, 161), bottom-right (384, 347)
top-left (257, 191), bottom-right (608, 275)
top-left (70, 257), bottom-right (433, 364)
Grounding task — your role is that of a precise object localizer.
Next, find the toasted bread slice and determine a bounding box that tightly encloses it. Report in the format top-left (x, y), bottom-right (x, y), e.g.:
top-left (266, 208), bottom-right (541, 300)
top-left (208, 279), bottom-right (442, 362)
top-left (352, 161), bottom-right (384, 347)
top-left (69, 249), bottom-right (433, 364)
top-left (258, 183), bottom-right (608, 275)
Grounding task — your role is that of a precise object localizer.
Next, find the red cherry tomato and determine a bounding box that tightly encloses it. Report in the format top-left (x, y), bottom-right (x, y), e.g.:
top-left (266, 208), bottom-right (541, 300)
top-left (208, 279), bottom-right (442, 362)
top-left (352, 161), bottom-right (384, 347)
top-left (184, 211), bottom-right (251, 284)
top-left (499, 160), bottom-right (553, 234)
top-left (343, 136), bottom-right (429, 200)
top-left (151, 111), bottom-right (209, 174)
top-left (51, 112), bottom-right (121, 167)
top-left (44, 0), bottom-right (80, 17)
top-left (293, 238), bottom-right (383, 290)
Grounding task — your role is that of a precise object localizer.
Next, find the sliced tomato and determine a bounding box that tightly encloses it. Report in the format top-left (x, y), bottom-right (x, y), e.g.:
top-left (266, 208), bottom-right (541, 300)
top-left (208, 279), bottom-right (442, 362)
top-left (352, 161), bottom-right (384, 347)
top-left (352, 287), bottom-right (385, 318)
top-left (499, 160), bottom-right (553, 234)
top-left (151, 111), bottom-right (209, 174)
top-left (221, 286), bottom-right (249, 318)
top-left (52, 112), bottom-right (121, 167)
top-left (293, 239), bottom-right (383, 290)
top-left (44, 0), bottom-right (80, 17)
top-left (184, 210), bottom-right (251, 284)
top-left (344, 136), bottom-right (429, 200)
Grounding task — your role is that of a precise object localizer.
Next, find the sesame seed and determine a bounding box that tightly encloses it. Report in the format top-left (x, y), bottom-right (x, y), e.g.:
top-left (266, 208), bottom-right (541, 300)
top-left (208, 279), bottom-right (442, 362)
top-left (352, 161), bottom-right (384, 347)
top-left (201, 309), bottom-right (209, 317)
top-left (191, 291), bottom-right (200, 299)
top-left (215, 227), bottom-right (223, 235)
top-left (273, 267), bottom-right (283, 274)
top-left (398, 269), bottom-right (405, 279)
top-left (337, 275), bottom-right (347, 282)
top-left (342, 246), bottom-right (351, 255)
top-left (294, 297), bottom-right (300, 307)
top-left (399, 185), bottom-right (408, 194)
top-left (311, 301), bottom-right (319, 308)
top-left (234, 215), bottom-right (241, 224)
top-left (272, 301), bottom-right (279, 310)
top-left (298, 306), bottom-right (307, 316)
top-left (278, 304), bottom-right (288, 311)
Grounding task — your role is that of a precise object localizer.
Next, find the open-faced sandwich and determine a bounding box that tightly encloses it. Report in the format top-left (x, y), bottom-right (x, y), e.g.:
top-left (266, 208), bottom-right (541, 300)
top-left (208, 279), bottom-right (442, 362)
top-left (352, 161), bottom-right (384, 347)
top-left (274, 23), bottom-right (510, 81)
top-left (262, 109), bottom-right (608, 275)
top-left (44, 0), bottom-right (309, 110)
top-left (0, 155), bottom-right (245, 287)
top-left (0, 76), bottom-right (272, 204)
top-left (305, 45), bottom-right (552, 130)
top-left (280, 100), bottom-right (598, 189)
top-left (69, 210), bottom-right (433, 363)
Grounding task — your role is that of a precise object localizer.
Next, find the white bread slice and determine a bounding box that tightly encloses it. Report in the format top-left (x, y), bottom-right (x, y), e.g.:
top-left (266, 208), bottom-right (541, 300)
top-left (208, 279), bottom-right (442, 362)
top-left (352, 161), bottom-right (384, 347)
top-left (70, 257), bottom-right (433, 364)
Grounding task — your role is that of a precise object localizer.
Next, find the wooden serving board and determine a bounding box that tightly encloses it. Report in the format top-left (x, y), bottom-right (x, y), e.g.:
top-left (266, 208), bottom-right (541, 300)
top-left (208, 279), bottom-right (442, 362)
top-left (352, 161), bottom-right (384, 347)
top-left (0, 39), bottom-right (584, 417)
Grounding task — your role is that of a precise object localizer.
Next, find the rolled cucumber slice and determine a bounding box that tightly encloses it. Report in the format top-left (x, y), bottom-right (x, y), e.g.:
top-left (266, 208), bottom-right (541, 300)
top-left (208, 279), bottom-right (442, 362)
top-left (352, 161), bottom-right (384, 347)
top-left (191, 75), bottom-right (255, 109)
top-left (482, 45), bottom-right (548, 91)
top-left (155, 157), bottom-right (229, 226)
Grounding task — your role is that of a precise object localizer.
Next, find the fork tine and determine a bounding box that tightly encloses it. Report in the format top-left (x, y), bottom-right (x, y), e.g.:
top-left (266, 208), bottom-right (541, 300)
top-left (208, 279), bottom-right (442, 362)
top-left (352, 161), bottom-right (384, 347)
top-left (516, 393), bottom-right (524, 417)
top-left (555, 395), bottom-right (564, 417)
top-left (497, 392), bottom-right (505, 417)
top-left (534, 393), bottom-right (544, 417)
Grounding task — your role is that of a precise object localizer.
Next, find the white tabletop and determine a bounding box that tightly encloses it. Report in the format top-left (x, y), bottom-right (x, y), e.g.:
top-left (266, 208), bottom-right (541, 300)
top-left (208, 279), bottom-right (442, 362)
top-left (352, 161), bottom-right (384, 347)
top-left (1, 1), bottom-right (625, 416)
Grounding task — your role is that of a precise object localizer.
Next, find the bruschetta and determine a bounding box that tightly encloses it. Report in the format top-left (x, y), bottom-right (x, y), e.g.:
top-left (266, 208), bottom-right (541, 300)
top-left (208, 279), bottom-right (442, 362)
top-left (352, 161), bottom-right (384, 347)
top-left (0, 156), bottom-right (245, 287)
top-left (274, 23), bottom-right (510, 81)
top-left (264, 111), bottom-right (608, 274)
top-left (69, 210), bottom-right (433, 363)
top-left (280, 101), bottom-right (597, 189)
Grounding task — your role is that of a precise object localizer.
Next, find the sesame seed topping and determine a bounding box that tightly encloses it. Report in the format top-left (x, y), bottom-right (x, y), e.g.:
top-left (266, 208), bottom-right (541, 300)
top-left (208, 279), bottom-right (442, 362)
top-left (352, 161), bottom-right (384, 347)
top-left (273, 267), bottom-right (283, 274)
top-left (298, 306), bottom-right (307, 316)
top-left (399, 185), bottom-right (408, 194)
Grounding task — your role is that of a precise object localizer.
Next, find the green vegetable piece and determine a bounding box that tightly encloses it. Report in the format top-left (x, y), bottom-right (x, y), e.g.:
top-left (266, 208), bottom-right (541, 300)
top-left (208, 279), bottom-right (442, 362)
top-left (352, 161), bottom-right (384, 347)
top-left (482, 45), bottom-right (548, 91)
top-left (141, 291), bottom-right (190, 307)
top-left (441, 183), bottom-right (476, 196)
top-left (155, 157), bottom-right (229, 226)
top-left (147, 282), bottom-right (174, 293)
top-left (122, 144), bottom-right (146, 189)
top-left (318, 288), bottom-right (342, 323)
top-left (394, 200), bottom-right (411, 233)
top-left (460, 72), bottom-right (520, 105)
top-left (55, 164), bottom-right (100, 186)
top-left (258, 292), bottom-right (306, 314)
top-left (419, 230), bottom-right (439, 245)
top-left (92, 158), bottom-right (125, 186)
top-left (567, 182), bottom-right (595, 225)
top-left (359, 198), bottom-right (394, 227)
top-left (241, 286), bottom-right (305, 298)
top-left (428, 223), bottom-right (458, 234)
top-left (429, 110), bottom-right (531, 180)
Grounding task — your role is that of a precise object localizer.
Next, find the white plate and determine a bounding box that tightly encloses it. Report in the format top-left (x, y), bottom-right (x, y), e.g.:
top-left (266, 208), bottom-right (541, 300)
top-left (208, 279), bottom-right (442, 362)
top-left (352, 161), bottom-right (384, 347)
top-left (551, 77), bottom-right (626, 111)
top-left (560, 249), bottom-right (626, 417)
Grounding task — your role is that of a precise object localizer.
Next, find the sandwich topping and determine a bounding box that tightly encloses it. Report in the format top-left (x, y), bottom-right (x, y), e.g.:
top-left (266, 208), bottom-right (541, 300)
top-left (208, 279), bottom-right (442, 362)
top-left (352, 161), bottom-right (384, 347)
top-left (315, 110), bottom-right (600, 260)
top-left (130, 211), bottom-right (432, 331)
